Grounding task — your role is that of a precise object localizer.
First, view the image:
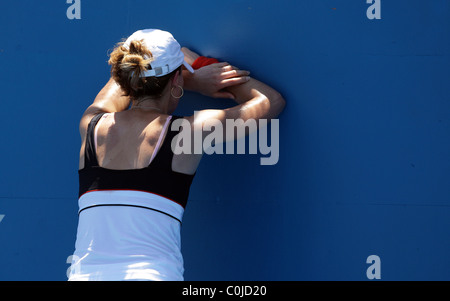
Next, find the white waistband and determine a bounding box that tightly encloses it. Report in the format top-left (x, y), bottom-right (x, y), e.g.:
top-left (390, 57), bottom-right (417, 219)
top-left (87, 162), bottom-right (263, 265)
top-left (78, 190), bottom-right (184, 222)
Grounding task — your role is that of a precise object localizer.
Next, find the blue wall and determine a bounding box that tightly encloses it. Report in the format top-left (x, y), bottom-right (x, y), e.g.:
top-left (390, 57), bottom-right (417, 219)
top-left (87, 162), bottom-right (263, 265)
top-left (0, 0), bottom-right (449, 280)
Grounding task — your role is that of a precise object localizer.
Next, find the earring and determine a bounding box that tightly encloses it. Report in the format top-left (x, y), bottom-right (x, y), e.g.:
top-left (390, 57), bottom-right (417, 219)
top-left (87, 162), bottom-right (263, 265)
top-left (171, 85), bottom-right (184, 99)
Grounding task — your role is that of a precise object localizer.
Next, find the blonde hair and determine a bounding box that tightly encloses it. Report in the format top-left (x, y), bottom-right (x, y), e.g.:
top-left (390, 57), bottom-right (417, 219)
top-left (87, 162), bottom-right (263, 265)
top-left (108, 39), bottom-right (180, 99)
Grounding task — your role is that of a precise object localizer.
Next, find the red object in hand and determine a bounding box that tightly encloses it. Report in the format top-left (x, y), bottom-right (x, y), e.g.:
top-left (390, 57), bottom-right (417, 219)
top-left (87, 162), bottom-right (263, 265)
top-left (191, 56), bottom-right (220, 70)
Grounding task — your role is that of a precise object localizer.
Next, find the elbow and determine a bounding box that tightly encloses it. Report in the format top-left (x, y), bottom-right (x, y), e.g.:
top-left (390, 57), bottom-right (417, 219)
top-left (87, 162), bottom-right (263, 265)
top-left (269, 92), bottom-right (286, 119)
top-left (276, 93), bottom-right (286, 111)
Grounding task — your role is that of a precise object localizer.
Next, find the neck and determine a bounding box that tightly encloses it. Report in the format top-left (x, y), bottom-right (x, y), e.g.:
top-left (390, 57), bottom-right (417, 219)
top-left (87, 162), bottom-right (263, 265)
top-left (131, 95), bottom-right (168, 113)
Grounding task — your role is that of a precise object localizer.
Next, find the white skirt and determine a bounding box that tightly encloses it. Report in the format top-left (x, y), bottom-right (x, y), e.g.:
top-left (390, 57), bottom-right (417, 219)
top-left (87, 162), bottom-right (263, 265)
top-left (68, 190), bottom-right (185, 281)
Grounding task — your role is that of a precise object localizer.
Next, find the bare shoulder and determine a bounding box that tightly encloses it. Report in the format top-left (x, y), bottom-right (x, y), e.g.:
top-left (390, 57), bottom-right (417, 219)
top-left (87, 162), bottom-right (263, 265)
top-left (78, 105), bottom-right (109, 140)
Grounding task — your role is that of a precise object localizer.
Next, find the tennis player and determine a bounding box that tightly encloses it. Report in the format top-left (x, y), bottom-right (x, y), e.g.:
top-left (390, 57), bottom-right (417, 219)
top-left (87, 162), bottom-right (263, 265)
top-left (68, 29), bottom-right (285, 281)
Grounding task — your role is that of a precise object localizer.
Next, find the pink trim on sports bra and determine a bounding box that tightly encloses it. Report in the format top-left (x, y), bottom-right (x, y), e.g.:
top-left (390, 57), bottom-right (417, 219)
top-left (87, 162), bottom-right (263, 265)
top-left (150, 115), bottom-right (172, 165)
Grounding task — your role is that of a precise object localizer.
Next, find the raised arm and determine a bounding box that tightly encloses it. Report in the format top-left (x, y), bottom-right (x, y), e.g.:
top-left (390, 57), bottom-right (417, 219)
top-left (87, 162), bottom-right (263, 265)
top-left (79, 78), bottom-right (131, 139)
top-left (181, 48), bottom-right (286, 142)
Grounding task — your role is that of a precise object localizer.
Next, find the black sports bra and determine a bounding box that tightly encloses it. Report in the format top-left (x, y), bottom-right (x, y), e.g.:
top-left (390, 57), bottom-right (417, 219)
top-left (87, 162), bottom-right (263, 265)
top-left (78, 113), bottom-right (195, 208)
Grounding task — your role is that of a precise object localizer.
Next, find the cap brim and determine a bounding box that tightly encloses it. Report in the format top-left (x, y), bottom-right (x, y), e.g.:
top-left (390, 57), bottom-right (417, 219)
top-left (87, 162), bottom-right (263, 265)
top-left (183, 60), bottom-right (195, 73)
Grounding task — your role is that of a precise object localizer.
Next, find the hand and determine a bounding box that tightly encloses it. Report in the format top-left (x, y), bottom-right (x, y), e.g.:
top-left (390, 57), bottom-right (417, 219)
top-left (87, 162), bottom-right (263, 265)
top-left (183, 62), bottom-right (250, 99)
top-left (181, 47), bottom-right (250, 99)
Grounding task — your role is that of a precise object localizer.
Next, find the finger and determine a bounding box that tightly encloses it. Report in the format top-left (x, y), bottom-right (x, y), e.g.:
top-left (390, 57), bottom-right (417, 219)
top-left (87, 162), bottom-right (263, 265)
top-left (219, 76), bottom-right (251, 88)
top-left (221, 69), bottom-right (250, 79)
top-left (210, 62), bottom-right (230, 68)
top-left (221, 65), bottom-right (234, 72)
top-left (209, 62), bottom-right (233, 71)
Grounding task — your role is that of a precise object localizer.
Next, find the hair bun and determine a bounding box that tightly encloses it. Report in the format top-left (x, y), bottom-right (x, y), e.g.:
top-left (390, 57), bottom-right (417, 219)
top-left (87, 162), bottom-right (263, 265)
top-left (109, 38), bottom-right (176, 99)
top-left (121, 54), bottom-right (148, 72)
top-left (120, 53), bottom-right (151, 91)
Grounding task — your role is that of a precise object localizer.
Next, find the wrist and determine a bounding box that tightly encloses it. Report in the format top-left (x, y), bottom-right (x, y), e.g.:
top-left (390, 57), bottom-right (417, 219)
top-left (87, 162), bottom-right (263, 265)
top-left (191, 56), bottom-right (219, 69)
top-left (182, 69), bottom-right (198, 92)
top-left (182, 56), bottom-right (220, 93)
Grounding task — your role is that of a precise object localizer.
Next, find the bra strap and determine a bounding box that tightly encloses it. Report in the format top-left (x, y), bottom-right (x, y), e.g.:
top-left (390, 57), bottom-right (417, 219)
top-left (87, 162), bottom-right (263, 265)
top-left (84, 113), bottom-right (106, 168)
top-left (148, 115), bottom-right (184, 170)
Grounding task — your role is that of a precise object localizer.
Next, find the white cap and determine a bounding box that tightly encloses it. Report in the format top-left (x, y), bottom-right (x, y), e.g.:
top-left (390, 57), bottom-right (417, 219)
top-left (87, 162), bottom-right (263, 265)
top-left (124, 29), bottom-right (194, 78)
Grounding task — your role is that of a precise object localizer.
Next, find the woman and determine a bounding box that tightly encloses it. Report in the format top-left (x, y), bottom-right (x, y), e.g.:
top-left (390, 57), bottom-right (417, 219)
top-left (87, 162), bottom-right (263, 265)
top-left (68, 29), bottom-right (285, 281)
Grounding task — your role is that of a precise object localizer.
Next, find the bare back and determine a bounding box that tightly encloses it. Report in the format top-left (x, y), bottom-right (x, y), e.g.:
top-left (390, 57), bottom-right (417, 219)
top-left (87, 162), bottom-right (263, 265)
top-left (79, 110), bottom-right (201, 174)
